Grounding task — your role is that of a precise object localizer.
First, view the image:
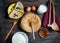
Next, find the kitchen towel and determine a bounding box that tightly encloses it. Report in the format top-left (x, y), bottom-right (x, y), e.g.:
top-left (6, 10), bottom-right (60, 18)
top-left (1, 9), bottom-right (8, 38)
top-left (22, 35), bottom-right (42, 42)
top-left (42, 1), bottom-right (60, 32)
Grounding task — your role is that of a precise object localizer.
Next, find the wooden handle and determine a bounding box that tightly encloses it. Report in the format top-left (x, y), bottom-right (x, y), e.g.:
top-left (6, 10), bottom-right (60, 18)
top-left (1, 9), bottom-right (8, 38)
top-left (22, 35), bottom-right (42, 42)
top-left (48, 0), bottom-right (52, 25)
top-left (4, 19), bottom-right (18, 41)
top-left (52, 0), bottom-right (56, 22)
top-left (4, 25), bottom-right (15, 41)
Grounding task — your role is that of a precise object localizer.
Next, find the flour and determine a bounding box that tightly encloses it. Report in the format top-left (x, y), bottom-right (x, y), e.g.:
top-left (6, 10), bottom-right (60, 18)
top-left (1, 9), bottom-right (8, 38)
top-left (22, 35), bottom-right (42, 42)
top-left (12, 32), bottom-right (28, 43)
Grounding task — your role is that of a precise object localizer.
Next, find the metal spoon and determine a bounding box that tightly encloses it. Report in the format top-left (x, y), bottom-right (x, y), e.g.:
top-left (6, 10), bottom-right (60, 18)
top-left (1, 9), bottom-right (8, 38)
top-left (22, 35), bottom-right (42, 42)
top-left (31, 23), bottom-right (35, 40)
top-left (4, 19), bottom-right (18, 41)
top-left (49, 0), bottom-right (59, 31)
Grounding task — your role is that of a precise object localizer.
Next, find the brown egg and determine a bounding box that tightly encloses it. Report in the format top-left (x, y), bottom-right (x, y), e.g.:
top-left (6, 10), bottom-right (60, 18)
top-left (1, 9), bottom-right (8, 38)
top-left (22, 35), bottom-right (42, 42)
top-left (31, 5), bottom-right (36, 11)
top-left (26, 6), bottom-right (31, 12)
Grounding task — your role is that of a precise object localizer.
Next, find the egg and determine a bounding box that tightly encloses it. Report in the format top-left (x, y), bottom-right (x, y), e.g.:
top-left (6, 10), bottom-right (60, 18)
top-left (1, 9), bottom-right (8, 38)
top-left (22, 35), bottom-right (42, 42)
top-left (26, 6), bottom-right (31, 12)
top-left (31, 5), bottom-right (36, 11)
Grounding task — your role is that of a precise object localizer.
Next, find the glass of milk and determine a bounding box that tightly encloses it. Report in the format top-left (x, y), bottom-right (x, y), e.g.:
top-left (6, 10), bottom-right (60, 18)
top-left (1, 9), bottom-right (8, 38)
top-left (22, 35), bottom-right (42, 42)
top-left (37, 4), bottom-right (47, 14)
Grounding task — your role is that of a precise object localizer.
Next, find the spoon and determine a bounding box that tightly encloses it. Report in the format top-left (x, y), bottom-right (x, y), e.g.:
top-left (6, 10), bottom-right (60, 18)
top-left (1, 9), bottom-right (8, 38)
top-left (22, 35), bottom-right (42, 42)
top-left (4, 19), bottom-right (18, 41)
top-left (31, 22), bottom-right (35, 40)
top-left (49, 0), bottom-right (59, 31)
top-left (48, 0), bottom-right (52, 27)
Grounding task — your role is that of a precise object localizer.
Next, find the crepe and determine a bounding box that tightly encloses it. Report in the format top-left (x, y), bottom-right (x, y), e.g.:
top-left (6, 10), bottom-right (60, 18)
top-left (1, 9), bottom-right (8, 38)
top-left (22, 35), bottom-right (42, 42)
top-left (20, 12), bottom-right (41, 32)
top-left (8, 1), bottom-right (24, 19)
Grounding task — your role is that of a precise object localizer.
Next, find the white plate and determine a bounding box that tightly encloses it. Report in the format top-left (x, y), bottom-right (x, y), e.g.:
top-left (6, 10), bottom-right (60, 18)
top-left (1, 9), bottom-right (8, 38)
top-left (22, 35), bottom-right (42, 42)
top-left (12, 32), bottom-right (28, 43)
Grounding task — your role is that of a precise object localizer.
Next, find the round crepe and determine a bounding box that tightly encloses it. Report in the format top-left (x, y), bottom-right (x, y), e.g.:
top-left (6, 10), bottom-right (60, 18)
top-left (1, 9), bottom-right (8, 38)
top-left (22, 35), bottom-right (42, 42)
top-left (8, 1), bottom-right (24, 19)
top-left (20, 12), bottom-right (41, 32)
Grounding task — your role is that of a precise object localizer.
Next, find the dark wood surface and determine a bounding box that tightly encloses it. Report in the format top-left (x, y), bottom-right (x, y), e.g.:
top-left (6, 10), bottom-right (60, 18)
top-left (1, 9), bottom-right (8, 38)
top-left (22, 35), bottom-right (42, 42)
top-left (0, 0), bottom-right (60, 43)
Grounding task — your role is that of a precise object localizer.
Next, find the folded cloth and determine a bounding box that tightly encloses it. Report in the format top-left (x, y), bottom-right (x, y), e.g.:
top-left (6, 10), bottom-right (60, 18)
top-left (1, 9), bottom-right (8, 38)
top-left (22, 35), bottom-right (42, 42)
top-left (55, 16), bottom-right (60, 32)
top-left (42, 2), bottom-right (60, 32)
top-left (42, 2), bottom-right (50, 27)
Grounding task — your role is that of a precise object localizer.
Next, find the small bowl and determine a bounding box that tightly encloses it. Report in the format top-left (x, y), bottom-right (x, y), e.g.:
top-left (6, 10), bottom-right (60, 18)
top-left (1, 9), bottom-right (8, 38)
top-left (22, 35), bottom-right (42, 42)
top-left (12, 32), bottom-right (28, 43)
top-left (39, 27), bottom-right (48, 38)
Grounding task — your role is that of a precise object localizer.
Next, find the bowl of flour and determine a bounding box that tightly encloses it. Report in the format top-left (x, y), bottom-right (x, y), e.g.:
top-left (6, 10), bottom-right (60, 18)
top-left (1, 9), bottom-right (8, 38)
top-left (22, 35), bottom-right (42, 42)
top-left (12, 32), bottom-right (28, 43)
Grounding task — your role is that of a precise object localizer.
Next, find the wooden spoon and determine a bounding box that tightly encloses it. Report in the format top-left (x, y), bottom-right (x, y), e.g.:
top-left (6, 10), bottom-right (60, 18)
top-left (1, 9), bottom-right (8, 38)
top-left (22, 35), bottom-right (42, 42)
top-left (4, 19), bottom-right (18, 41)
top-left (49, 0), bottom-right (59, 31)
top-left (48, 0), bottom-right (52, 27)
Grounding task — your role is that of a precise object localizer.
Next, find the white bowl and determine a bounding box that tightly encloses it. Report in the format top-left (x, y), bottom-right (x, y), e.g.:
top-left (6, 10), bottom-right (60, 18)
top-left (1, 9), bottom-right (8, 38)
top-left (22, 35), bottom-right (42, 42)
top-left (37, 4), bottom-right (47, 14)
top-left (12, 32), bottom-right (28, 43)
